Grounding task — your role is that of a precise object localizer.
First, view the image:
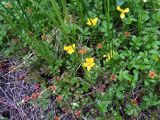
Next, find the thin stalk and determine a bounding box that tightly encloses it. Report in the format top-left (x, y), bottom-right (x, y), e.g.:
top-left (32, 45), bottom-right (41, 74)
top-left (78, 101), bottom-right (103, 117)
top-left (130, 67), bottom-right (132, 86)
top-left (49, 0), bottom-right (67, 30)
top-left (105, 0), bottom-right (114, 70)
top-left (0, 10), bottom-right (26, 33)
top-left (16, 0), bottom-right (35, 32)
top-left (76, 0), bottom-right (85, 24)
top-left (0, 11), bottom-right (56, 66)
top-left (61, 0), bottom-right (68, 22)
top-left (9, 0), bottom-right (25, 19)
top-left (10, 0), bottom-right (40, 33)
top-left (137, 8), bottom-right (142, 36)
top-left (133, 0), bottom-right (142, 36)
top-left (0, 2), bottom-right (18, 22)
top-left (106, 0), bottom-right (110, 43)
top-left (81, 0), bottom-right (103, 44)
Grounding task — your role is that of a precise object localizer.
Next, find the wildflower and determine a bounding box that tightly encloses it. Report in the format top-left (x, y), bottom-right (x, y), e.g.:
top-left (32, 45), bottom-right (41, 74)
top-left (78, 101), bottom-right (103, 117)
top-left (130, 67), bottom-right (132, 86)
top-left (75, 111), bottom-right (81, 118)
top-left (56, 95), bottom-right (62, 102)
top-left (87, 17), bottom-right (98, 26)
top-left (48, 85), bottom-right (56, 92)
top-left (97, 43), bottom-right (103, 49)
top-left (64, 44), bottom-right (75, 54)
top-left (103, 50), bottom-right (115, 62)
top-left (124, 32), bottom-right (131, 37)
top-left (83, 57), bottom-right (95, 71)
top-left (110, 74), bottom-right (116, 81)
top-left (78, 48), bottom-right (87, 54)
top-left (117, 6), bottom-right (129, 19)
top-left (149, 71), bottom-right (156, 79)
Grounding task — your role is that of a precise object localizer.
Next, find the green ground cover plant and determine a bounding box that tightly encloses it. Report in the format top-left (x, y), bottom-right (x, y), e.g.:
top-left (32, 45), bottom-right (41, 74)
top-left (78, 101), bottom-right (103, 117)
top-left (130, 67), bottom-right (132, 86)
top-left (0, 0), bottom-right (160, 119)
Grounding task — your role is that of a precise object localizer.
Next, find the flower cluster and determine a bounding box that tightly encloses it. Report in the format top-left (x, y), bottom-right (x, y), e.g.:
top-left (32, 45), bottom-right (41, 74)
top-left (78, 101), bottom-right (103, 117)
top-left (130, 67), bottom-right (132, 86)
top-left (148, 71), bottom-right (156, 79)
top-left (63, 15), bottom-right (120, 71)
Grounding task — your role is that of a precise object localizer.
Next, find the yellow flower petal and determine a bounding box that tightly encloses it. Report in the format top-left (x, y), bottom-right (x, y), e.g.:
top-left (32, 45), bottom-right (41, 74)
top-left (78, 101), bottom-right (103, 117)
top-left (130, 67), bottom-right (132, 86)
top-left (83, 63), bottom-right (87, 67)
top-left (123, 8), bottom-right (129, 13)
top-left (83, 57), bottom-right (95, 71)
top-left (92, 17), bottom-right (98, 26)
top-left (120, 13), bottom-right (125, 19)
top-left (87, 66), bottom-right (91, 71)
top-left (68, 49), bottom-right (74, 54)
top-left (64, 46), bottom-right (69, 51)
top-left (105, 50), bottom-right (115, 62)
top-left (107, 54), bottom-right (111, 60)
top-left (87, 63), bottom-right (95, 71)
top-left (117, 6), bottom-right (123, 12)
top-left (87, 17), bottom-right (98, 26)
top-left (103, 55), bottom-right (107, 57)
top-left (87, 19), bottom-right (91, 26)
top-left (72, 44), bottom-right (75, 49)
top-left (86, 58), bottom-right (94, 63)
top-left (91, 62), bottom-right (95, 67)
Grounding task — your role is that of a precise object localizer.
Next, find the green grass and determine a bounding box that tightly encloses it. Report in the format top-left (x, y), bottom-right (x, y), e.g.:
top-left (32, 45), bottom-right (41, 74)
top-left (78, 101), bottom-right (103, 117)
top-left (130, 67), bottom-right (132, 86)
top-left (0, 0), bottom-right (160, 119)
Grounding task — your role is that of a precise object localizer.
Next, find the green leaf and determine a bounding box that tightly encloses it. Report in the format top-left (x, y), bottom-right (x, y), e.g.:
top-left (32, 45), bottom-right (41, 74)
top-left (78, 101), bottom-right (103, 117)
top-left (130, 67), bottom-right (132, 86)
top-left (119, 70), bottom-right (132, 81)
top-left (97, 100), bottom-right (111, 113)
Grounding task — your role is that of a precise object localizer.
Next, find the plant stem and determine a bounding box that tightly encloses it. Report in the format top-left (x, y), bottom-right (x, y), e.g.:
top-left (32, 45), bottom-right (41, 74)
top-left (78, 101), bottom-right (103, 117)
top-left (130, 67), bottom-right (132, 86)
top-left (61, 0), bottom-right (68, 22)
top-left (106, 0), bottom-right (110, 43)
top-left (16, 0), bottom-right (35, 32)
top-left (76, 0), bottom-right (85, 24)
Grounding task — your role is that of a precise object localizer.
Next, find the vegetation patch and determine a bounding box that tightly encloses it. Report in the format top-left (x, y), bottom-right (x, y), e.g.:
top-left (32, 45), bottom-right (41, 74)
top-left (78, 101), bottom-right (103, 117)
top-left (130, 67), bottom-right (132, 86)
top-left (0, 0), bottom-right (160, 119)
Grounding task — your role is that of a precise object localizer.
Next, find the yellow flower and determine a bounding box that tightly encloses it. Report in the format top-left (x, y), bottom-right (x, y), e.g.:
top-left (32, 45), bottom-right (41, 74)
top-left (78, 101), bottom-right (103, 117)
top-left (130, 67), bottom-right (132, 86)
top-left (103, 50), bottom-right (115, 62)
top-left (64, 44), bottom-right (75, 54)
top-left (87, 17), bottom-right (98, 26)
top-left (83, 57), bottom-right (95, 71)
top-left (117, 6), bottom-right (129, 19)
